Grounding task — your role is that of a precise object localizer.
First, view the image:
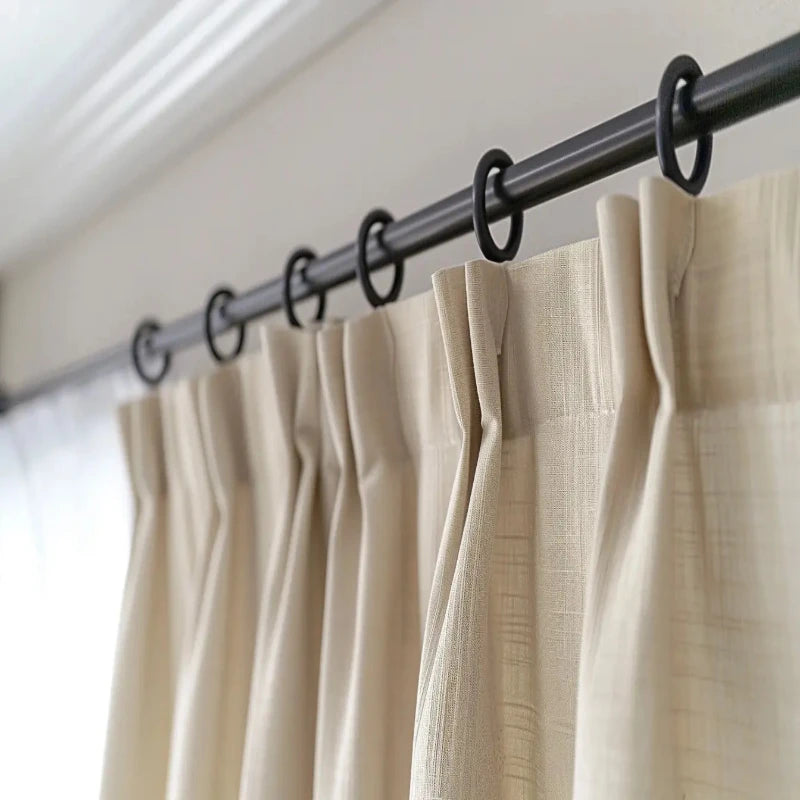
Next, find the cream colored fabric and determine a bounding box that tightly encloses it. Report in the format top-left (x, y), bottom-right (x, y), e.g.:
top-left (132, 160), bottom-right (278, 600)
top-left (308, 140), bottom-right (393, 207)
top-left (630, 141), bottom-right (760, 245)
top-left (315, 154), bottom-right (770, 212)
top-left (573, 172), bottom-right (800, 798)
top-left (102, 171), bottom-right (800, 799)
top-left (411, 244), bottom-right (613, 799)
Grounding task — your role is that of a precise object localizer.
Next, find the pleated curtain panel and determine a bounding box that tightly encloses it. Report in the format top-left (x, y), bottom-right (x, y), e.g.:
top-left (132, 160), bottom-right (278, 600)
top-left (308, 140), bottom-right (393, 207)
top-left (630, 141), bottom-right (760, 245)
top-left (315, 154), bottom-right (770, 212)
top-left (97, 171), bottom-right (800, 799)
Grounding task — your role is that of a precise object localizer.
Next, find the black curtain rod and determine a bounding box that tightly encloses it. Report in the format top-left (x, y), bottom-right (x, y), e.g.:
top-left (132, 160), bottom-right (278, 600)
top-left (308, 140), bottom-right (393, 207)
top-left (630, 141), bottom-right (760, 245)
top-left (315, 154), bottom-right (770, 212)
top-left (3, 32), bottom-right (800, 412)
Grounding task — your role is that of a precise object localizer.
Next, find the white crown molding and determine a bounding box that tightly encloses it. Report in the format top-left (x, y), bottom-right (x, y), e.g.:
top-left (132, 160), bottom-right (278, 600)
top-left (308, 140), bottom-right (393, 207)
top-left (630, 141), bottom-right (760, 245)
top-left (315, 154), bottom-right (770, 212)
top-left (0, 0), bottom-right (387, 269)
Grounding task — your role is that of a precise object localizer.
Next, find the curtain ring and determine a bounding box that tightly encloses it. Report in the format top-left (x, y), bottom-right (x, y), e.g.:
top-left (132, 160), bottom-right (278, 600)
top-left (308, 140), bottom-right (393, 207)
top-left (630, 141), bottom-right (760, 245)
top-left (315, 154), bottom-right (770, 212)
top-left (356, 208), bottom-right (404, 307)
top-left (131, 318), bottom-right (171, 386)
top-left (283, 247), bottom-right (326, 328)
top-left (472, 148), bottom-right (523, 262)
top-left (203, 287), bottom-right (246, 363)
top-left (656, 54), bottom-right (713, 196)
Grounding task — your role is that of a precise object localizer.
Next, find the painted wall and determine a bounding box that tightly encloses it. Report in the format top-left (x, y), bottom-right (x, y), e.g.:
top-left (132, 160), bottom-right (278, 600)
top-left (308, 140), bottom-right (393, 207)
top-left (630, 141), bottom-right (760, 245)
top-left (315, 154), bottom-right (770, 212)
top-left (2, 0), bottom-right (799, 389)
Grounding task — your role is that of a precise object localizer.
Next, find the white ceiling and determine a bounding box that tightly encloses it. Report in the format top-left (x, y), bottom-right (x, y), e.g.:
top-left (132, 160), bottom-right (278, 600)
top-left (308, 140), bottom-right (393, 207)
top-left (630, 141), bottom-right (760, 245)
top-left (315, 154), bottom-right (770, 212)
top-left (0, 0), bottom-right (386, 270)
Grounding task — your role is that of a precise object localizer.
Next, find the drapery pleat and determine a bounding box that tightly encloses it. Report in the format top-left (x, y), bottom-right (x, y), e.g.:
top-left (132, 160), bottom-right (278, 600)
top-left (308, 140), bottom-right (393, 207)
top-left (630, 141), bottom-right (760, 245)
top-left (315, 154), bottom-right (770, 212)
top-left (311, 301), bottom-right (456, 798)
top-left (573, 172), bottom-right (800, 798)
top-left (237, 329), bottom-right (324, 800)
top-left (101, 172), bottom-right (800, 800)
top-left (411, 245), bottom-right (614, 799)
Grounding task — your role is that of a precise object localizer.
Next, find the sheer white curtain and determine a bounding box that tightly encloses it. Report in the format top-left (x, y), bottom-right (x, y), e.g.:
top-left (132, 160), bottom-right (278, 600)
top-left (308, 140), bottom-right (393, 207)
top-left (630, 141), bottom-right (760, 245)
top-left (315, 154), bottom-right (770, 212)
top-left (0, 371), bottom-right (139, 800)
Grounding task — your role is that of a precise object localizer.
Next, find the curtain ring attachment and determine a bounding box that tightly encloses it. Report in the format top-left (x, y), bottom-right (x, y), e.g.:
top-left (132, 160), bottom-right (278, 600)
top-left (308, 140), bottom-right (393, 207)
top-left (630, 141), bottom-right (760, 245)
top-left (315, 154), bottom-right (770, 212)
top-left (471, 148), bottom-right (523, 263)
top-left (131, 318), bottom-right (171, 386)
top-left (356, 208), bottom-right (405, 308)
top-left (203, 287), bottom-right (246, 363)
top-left (283, 247), bottom-right (326, 328)
top-left (655, 54), bottom-right (713, 195)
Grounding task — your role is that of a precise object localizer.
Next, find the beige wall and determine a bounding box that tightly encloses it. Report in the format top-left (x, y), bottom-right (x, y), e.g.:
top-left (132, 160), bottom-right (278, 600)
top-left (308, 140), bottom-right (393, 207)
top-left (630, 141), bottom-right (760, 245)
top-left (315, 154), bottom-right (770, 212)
top-left (2, 0), bottom-right (799, 390)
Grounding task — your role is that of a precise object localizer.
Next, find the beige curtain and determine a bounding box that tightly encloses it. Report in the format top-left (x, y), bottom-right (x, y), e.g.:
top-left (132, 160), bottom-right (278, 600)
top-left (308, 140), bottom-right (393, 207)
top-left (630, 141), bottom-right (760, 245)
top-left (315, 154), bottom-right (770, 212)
top-left (101, 292), bottom-right (459, 800)
top-left (571, 173), bottom-right (800, 798)
top-left (101, 171), bottom-right (800, 799)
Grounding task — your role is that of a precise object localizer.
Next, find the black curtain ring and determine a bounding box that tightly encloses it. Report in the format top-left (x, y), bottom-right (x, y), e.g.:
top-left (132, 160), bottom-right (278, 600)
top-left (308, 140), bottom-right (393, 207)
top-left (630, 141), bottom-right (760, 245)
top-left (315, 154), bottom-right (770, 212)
top-left (655, 54), bottom-right (713, 196)
top-left (203, 286), bottom-right (246, 363)
top-left (131, 318), bottom-right (171, 386)
top-left (283, 247), bottom-right (326, 328)
top-left (472, 148), bottom-right (523, 263)
top-left (356, 208), bottom-right (404, 307)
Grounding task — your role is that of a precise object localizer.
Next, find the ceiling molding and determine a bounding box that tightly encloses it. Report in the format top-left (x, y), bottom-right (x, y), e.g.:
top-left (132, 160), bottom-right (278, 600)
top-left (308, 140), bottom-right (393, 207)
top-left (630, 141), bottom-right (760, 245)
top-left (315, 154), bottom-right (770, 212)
top-left (0, 0), bottom-right (388, 270)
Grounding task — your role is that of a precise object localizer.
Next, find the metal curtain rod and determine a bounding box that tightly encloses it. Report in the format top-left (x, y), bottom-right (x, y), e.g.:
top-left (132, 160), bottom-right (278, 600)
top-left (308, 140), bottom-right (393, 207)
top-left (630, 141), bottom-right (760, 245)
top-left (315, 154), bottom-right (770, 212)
top-left (3, 32), bottom-right (800, 412)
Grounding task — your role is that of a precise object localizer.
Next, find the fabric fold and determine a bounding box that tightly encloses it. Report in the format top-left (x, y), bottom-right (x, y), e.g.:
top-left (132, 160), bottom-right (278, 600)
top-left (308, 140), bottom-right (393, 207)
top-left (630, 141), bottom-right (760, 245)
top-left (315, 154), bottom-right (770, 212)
top-left (238, 328), bottom-right (324, 800)
top-left (575, 171), bottom-right (800, 798)
top-left (313, 292), bottom-right (456, 799)
top-left (166, 369), bottom-right (258, 800)
top-left (413, 247), bottom-right (613, 799)
top-left (101, 397), bottom-right (176, 800)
